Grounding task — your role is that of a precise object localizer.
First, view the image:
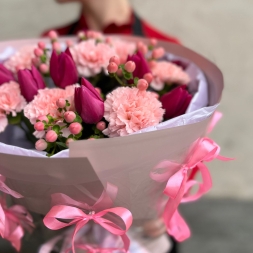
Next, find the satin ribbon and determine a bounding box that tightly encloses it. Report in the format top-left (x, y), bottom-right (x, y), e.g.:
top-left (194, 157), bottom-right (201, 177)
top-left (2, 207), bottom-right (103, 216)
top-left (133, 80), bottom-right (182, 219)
top-left (207, 111), bottom-right (223, 134)
top-left (44, 188), bottom-right (133, 253)
top-left (65, 244), bottom-right (125, 253)
top-left (150, 137), bottom-right (232, 241)
top-left (0, 198), bottom-right (34, 251)
top-left (0, 175), bottom-right (23, 198)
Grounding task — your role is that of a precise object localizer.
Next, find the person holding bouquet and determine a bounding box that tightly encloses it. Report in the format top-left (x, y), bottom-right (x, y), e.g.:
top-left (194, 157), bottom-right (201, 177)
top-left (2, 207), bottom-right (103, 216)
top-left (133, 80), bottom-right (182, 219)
top-left (43, 0), bottom-right (180, 44)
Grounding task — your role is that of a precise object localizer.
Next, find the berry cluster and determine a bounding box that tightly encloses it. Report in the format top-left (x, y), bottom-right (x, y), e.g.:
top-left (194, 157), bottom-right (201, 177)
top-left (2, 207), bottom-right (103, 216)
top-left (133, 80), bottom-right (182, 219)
top-left (34, 98), bottom-right (83, 156)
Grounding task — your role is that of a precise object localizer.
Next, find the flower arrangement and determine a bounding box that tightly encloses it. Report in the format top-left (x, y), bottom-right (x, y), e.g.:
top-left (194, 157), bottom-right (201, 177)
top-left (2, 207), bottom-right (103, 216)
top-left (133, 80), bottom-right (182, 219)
top-left (0, 32), bottom-right (231, 253)
top-left (0, 30), bottom-right (192, 157)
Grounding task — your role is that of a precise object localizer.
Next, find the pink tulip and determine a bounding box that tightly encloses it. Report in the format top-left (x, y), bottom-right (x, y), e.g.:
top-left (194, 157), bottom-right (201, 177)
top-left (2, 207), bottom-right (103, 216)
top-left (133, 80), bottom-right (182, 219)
top-left (75, 78), bottom-right (104, 124)
top-left (0, 64), bottom-right (15, 85)
top-left (160, 85), bottom-right (192, 120)
top-left (50, 48), bottom-right (78, 89)
top-left (17, 66), bottom-right (46, 102)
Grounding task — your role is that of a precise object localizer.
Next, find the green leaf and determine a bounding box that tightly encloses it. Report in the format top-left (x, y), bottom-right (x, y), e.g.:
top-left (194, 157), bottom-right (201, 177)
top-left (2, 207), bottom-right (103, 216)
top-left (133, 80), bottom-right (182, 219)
top-left (52, 125), bottom-right (60, 134)
top-left (74, 115), bottom-right (82, 123)
top-left (56, 142), bottom-right (68, 149)
top-left (134, 77), bottom-right (139, 85)
top-left (123, 72), bottom-right (133, 80)
top-left (66, 100), bottom-right (70, 107)
top-left (74, 131), bottom-right (82, 139)
top-left (47, 115), bottom-right (54, 124)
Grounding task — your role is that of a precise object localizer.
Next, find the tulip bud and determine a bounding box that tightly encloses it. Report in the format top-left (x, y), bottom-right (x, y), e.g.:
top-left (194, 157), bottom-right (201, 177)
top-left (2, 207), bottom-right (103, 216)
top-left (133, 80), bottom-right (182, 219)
top-left (143, 73), bottom-right (153, 84)
top-left (50, 48), bottom-right (78, 89)
top-left (45, 130), bottom-right (58, 142)
top-left (69, 122), bottom-right (82, 135)
top-left (64, 111), bottom-right (76, 123)
top-left (137, 79), bottom-right (149, 91)
top-left (75, 78), bottom-right (104, 124)
top-left (124, 61), bottom-right (136, 73)
top-left (0, 64), bottom-right (15, 85)
top-left (48, 30), bottom-right (58, 40)
top-left (107, 62), bottom-right (118, 73)
top-left (66, 40), bottom-right (73, 47)
top-left (34, 122), bottom-right (45, 131)
top-left (17, 66), bottom-right (46, 102)
top-left (35, 139), bottom-right (48, 151)
top-left (150, 38), bottom-right (157, 46)
top-left (109, 56), bottom-right (120, 66)
top-left (66, 138), bottom-right (74, 147)
top-left (56, 98), bottom-right (66, 109)
top-left (160, 85), bottom-right (192, 120)
top-left (37, 115), bottom-right (49, 123)
top-left (38, 41), bottom-right (46, 50)
top-left (39, 64), bottom-right (49, 74)
top-left (34, 48), bottom-right (43, 57)
top-left (96, 121), bottom-right (106, 131)
top-left (152, 47), bottom-right (165, 59)
top-left (53, 42), bottom-right (61, 53)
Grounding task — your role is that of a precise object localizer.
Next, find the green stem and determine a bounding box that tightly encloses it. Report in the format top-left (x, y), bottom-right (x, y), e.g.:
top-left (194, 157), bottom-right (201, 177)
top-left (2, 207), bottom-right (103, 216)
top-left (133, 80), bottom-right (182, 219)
top-left (114, 75), bottom-right (125, 86)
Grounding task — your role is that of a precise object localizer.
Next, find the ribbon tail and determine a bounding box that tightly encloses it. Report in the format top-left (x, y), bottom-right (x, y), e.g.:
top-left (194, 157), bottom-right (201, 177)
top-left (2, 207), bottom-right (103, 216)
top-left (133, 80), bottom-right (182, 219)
top-left (6, 225), bottom-right (24, 252)
top-left (0, 204), bottom-right (5, 237)
top-left (207, 111), bottom-right (223, 134)
top-left (168, 209), bottom-right (191, 242)
top-left (163, 171), bottom-right (187, 229)
top-left (71, 220), bottom-right (89, 253)
top-left (120, 234), bottom-right (130, 252)
top-left (216, 155), bottom-right (234, 161)
top-left (182, 163), bottom-right (212, 203)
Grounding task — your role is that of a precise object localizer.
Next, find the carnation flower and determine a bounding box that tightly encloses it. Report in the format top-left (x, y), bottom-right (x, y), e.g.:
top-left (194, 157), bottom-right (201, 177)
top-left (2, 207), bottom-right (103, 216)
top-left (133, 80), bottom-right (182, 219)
top-left (70, 40), bottom-right (116, 77)
top-left (0, 81), bottom-right (26, 133)
top-left (150, 61), bottom-right (190, 91)
top-left (4, 45), bottom-right (36, 74)
top-left (24, 85), bottom-right (77, 124)
top-left (109, 38), bottom-right (136, 64)
top-left (103, 87), bottom-right (164, 137)
top-left (0, 113), bottom-right (8, 133)
top-left (0, 81), bottom-right (26, 117)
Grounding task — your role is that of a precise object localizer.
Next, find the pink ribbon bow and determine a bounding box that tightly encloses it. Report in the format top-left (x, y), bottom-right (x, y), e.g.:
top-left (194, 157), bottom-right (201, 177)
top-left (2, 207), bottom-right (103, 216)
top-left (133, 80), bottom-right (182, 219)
top-left (150, 137), bottom-right (232, 241)
top-left (0, 197), bottom-right (34, 251)
top-left (44, 186), bottom-right (133, 253)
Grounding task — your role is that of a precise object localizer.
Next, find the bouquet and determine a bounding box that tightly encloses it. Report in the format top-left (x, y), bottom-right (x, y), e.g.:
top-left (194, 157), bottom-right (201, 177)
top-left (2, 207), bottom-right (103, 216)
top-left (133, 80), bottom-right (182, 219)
top-left (0, 31), bottom-right (230, 253)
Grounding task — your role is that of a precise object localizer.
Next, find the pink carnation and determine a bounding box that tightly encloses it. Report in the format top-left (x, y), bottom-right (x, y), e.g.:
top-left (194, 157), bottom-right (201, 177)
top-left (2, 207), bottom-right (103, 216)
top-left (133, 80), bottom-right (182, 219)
top-left (24, 85), bottom-right (77, 124)
top-left (103, 87), bottom-right (164, 137)
top-left (0, 81), bottom-right (26, 133)
top-left (150, 61), bottom-right (190, 91)
top-left (0, 81), bottom-right (26, 116)
top-left (0, 113), bottom-right (8, 133)
top-left (70, 40), bottom-right (116, 77)
top-left (4, 45), bottom-right (36, 74)
top-left (109, 38), bottom-right (136, 64)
